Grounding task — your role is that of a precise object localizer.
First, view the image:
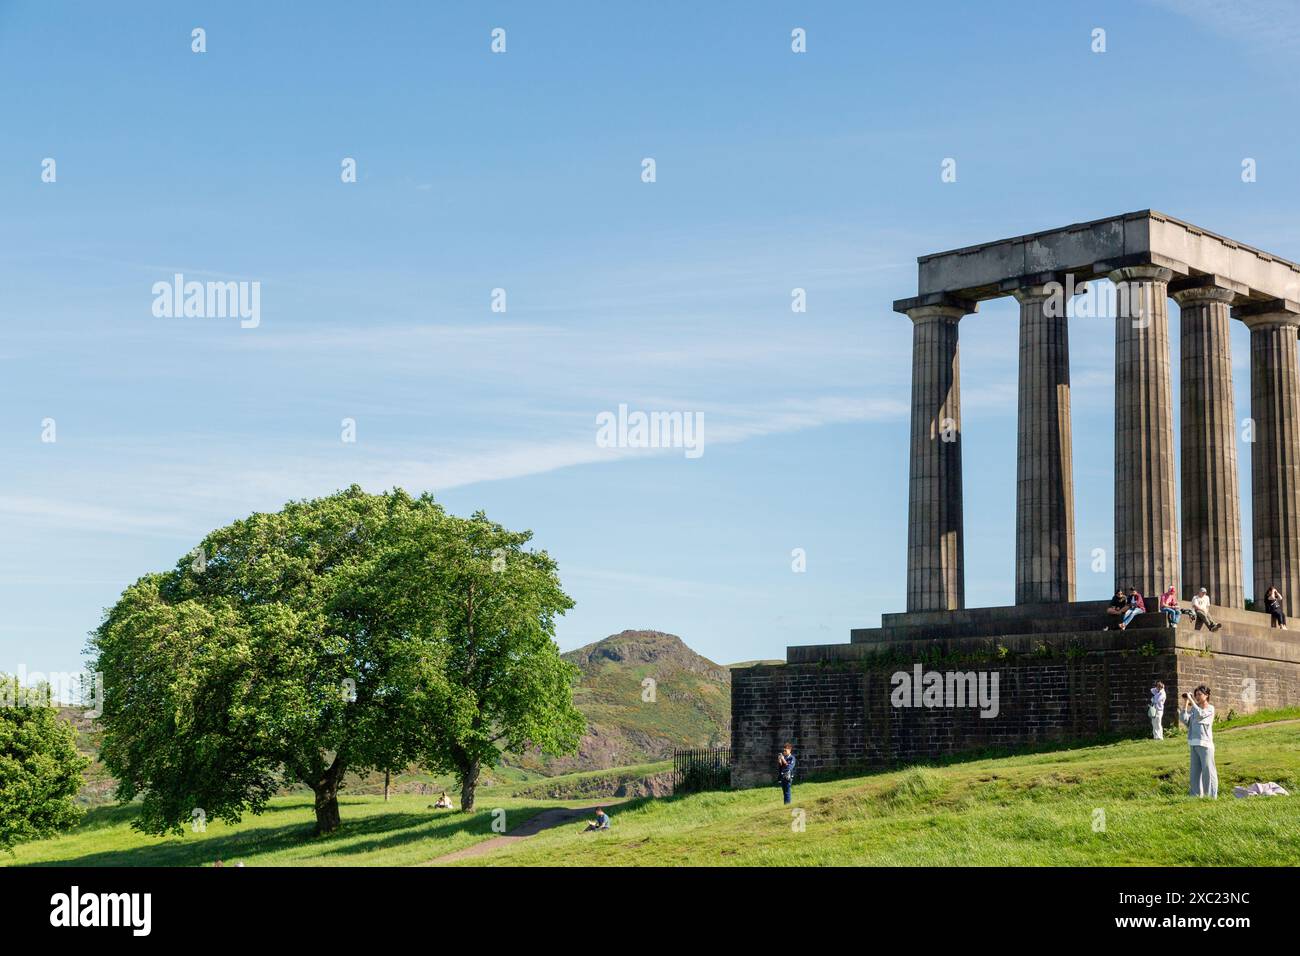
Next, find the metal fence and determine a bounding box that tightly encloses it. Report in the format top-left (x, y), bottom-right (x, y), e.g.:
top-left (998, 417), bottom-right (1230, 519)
top-left (673, 747), bottom-right (731, 793)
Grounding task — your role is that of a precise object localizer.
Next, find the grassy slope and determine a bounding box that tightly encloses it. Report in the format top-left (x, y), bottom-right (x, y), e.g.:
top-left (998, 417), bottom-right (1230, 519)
top-left (12, 717), bottom-right (1299, 867)
top-left (1, 766), bottom-right (639, 868)
top-left (459, 720), bottom-right (1300, 867)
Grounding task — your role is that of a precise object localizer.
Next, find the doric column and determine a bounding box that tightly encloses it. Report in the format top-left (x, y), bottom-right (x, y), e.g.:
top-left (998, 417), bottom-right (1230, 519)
top-left (1013, 284), bottom-right (1075, 603)
top-left (1111, 265), bottom-right (1178, 597)
top-left (1174, 282), bottom-right (1244, 606)
top-left (906, 304), bottom-right (967, 611)
top-left (1240, 305), bottom-right (1300, 615)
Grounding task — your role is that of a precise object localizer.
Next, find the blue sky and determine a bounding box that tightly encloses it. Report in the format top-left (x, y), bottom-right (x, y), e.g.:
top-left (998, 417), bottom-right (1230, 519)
top-left (3, 0), bottom-right (1300, 675)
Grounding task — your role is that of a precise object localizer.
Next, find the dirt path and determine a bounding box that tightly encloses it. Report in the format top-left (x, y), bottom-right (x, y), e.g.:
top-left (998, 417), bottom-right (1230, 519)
top-left (421, 801), bottom-right (625, 865)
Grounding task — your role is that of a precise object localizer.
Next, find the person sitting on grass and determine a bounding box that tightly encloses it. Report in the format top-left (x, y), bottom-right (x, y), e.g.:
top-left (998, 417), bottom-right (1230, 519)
top-left (1118, 588), bottom-right (1146, 630)
top-left (583, 807), bottom-right (611, 832)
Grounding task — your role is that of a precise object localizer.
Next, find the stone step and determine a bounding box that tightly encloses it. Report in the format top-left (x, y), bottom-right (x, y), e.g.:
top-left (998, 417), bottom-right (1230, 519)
top-left (854, 609), bottom-right (1159, 643)
top-left (860, 600), bottom-right (1285, 644)
top-left (791, 622), bottom-right (1300, 665)
top-left (792, 627), bottom-right (1160, 664)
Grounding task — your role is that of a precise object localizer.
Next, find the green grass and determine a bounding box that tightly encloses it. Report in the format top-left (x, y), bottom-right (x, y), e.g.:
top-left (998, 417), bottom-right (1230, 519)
top-left (2, 792), bottom-right (559, 867)
top-left (10, 719), bottom-right (1299, 867)
top-left (458, 719), bottom-right (1300, 866)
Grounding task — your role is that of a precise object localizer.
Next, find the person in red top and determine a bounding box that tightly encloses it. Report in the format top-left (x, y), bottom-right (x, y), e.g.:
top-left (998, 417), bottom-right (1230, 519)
top-left (1118, 588), bottom-right (1146, 630)
top-left (1158, 585), bottom-right (1182, 628)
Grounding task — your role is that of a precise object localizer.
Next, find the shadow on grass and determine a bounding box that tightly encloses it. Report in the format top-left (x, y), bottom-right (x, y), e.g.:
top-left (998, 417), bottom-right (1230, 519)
top-left (21, 803), bottom-right (557, 868)
top-left (314, 804), bottom-right (555, 859)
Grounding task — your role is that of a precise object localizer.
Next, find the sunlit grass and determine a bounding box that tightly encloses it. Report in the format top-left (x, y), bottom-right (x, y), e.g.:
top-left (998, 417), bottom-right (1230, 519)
top-left (8, 718), bottom-right (1298, 867)
top-left (461, 721), bottom-right (1300, 867)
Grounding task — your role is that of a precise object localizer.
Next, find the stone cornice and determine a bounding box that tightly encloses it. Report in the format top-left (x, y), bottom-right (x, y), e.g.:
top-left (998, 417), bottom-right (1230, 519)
top-left (899, 211), bottom-right (1300, 312)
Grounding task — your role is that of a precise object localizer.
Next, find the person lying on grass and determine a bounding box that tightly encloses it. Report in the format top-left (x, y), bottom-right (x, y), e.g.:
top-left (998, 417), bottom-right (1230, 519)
top-left (583, 807), bottom-right (611, 832)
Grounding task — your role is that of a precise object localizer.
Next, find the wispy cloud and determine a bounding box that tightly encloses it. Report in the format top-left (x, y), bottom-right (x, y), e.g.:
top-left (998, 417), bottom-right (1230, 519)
top-left (1151, 0), bottom-right (1300, 60)
top-left (0, 496), bottom-right (192, 538)
top-left (1, 395), bottom-right (908, 541)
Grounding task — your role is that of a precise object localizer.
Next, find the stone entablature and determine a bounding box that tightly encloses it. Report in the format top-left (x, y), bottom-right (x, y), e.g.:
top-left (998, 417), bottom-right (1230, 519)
top-left (896, 210), bottom-right (1300, 312)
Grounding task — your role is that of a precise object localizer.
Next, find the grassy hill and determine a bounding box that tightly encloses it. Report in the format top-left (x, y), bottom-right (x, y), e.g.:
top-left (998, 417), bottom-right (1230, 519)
top-left (506, 629), bottom-right (730, 774)
top-left (12, 712), bottom-right (1298, 867)
top-left (459, 714), bottom-right (1300, 867)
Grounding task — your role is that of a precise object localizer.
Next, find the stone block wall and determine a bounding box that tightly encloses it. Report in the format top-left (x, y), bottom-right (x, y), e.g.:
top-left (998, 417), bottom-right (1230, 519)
top-left (732, 623), bottom-right (1300, 789)
top-left (731, 641), bottom-right (1176, 788)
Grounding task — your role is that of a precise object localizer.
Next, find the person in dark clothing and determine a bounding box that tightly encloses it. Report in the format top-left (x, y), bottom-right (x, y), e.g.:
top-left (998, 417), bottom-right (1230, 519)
top-left (1265, 586), bottom-right (1287, 630)
top-left (777, 743), bottom-right (796, 804)
top-left (1103, 589), bottom-right (1127, 629)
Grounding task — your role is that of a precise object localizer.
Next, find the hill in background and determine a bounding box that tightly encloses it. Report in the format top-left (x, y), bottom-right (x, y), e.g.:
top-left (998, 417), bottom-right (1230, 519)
top-left (506, 629), bottom-right (730, 775)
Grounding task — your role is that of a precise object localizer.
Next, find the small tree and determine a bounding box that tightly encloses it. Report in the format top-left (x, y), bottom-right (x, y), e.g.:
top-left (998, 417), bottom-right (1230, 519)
top-left (0, 677), bottom-right (89, 852)
top-left (377, 510), bottom-right (584, 810)
top-left (89, 487), bottom-right (448, 835)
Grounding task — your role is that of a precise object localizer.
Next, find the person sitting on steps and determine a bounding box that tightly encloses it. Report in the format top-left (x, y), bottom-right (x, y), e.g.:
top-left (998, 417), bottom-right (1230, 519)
top-left (1265, 586), bottom-right (1288, 630)
top-left (1103, 589), bottom-right (1127, 629)
top-left (1191, 588), bottom-right (1222, 632)
top-left (1118, 588), bottom-right (1145, 631)
top-left (1159, 585), bottom-right (1181, 628)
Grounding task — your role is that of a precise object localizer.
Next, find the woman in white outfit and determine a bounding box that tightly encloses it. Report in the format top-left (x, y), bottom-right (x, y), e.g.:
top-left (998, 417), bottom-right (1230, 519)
top-left (1148, 680), bottom-right (1166, 739)
top-left (1179, 685), bottom-right (1218, 798)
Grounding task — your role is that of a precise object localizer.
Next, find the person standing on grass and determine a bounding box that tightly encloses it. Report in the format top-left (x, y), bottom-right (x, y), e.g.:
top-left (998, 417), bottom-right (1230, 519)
top-left (777, 742), bottom-right (796, 804)
top-left (1191, 588), bottom-right (1222, 631)
top-left (1148, 680), bottom-right (1167, 739)
top-left (1179, 685), bottom-right (1218, 798)
top-left (1265, 586), bottom-right (1287, 629)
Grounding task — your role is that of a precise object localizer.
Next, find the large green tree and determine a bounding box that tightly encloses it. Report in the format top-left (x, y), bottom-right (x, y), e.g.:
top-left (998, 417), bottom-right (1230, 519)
top-left (373, 509), bottom-right (584, 810)
top-left (89, 487), bottom-right (449, 835)
top-left (0, 677), bottom-right (89, 852)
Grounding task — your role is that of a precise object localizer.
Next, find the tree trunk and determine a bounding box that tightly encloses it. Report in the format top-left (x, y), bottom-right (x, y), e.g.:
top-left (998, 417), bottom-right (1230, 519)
top-left (384, 771), bottom-right (390, 802)
top-left (314, 784), bottom-right (341, 834)
top-left (459, 759), bottom-right (481, 812)
top-left (311, 759), bottom-right (346, 835)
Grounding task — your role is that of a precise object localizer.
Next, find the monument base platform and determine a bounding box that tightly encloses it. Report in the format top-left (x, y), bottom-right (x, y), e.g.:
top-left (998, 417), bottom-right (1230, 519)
top-left (730, 600), bottom-right (1300, 788)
